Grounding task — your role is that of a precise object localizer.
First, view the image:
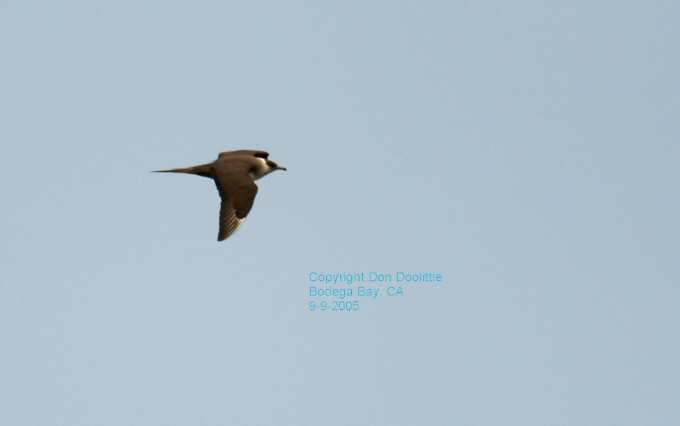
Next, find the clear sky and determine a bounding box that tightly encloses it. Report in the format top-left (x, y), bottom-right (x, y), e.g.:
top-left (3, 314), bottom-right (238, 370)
top-left (1, 1), bottom-right (679, 425)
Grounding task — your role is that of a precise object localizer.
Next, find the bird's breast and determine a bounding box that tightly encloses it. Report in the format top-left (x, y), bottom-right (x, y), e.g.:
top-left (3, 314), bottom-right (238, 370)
top-left (249, 158), bottom-right (271, 180)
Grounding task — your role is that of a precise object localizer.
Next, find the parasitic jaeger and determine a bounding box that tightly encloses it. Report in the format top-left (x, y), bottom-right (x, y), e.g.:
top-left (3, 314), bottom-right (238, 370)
top-left (153, 150), bottom-right (286, 241)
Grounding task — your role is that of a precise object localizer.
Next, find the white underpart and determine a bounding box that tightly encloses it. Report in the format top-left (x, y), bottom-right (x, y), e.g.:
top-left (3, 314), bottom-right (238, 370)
top-left (233, 218), bottom-right (245, 234)
top-left (250, 157), bottom-right (271, 181)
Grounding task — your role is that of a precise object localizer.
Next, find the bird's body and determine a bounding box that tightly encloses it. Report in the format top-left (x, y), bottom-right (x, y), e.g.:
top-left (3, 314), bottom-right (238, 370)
top-left (154, 150), bottom-right (286, 241)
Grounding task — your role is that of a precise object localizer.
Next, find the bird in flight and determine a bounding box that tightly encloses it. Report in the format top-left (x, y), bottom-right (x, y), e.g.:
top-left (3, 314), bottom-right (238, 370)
top-left (153, 150), bottom-right (286, 241)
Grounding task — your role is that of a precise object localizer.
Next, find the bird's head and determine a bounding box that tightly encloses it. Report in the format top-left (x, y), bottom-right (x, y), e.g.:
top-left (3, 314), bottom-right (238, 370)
top-left (266, 160), bottom-right (287, 172)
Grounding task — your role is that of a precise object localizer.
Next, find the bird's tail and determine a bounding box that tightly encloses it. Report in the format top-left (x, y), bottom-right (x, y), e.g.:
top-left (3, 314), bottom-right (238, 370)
top-left (151, 163), bottom-right (213, 178)
top-left (152, 167), bottom-right (192, 173)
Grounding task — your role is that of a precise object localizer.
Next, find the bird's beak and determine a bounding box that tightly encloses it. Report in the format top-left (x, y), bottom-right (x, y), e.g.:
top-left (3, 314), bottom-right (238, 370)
top-left (278, 166), bottom-right (287, 171)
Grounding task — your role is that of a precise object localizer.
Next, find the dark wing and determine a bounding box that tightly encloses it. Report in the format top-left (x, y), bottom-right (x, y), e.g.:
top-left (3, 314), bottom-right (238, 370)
top-left (218, 150), bottom-right (269, 159)
top-left (214, 164), bottom-right (258, 241)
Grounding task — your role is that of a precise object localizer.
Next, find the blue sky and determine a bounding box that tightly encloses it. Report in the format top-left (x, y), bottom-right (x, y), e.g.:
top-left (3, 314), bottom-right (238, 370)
top-left (1, 1), bottom-right (679, 425)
